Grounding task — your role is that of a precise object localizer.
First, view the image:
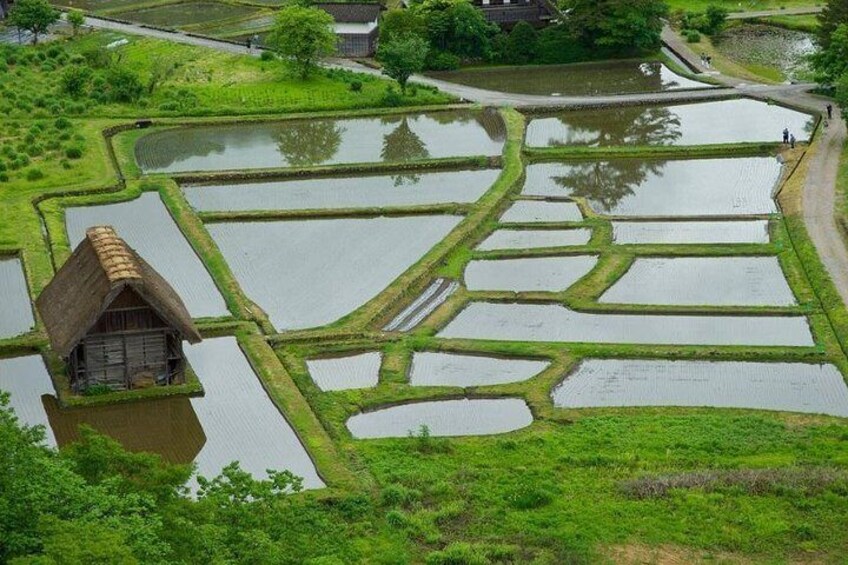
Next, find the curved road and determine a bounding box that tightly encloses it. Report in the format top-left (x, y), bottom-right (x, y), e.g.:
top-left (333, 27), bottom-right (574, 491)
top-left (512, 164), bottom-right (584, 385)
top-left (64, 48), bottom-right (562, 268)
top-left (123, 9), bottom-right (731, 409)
top-left (77, 13), bottom-right (848, 304)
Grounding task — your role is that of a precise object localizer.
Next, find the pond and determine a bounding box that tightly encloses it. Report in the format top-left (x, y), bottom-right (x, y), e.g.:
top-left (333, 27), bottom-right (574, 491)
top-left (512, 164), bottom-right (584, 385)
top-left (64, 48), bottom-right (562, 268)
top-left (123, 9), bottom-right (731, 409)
top-left (500, 201), bottom-right (583, 223)
top-left (428, 61), bottom-right (711, 96)
top-left (183, 169), bottom-right (501, 212)
top-left (599, 257), bottom-right (796, 306)
top-left (135, 110), bottom-right (506, 174)
top-left (524, 98), bottom-right (815, 148)
top-left (0, 339), bottom-right (324, 489)
top-left (465, 256), bottom-right (597, 293)
top-left (612, 220), bottom-right (770, 244)
top-left (552, 359), bottom-right (848, 417)
top-left (0, 258), bottom-right (34, 339)
top-left (477, 228), bottom-right (592, 250)
top-left (438, 302), bottom-right (814, 346)
top-left (306, 352), bottom-right (382, 391)
top-left (113, 2), bottom-right (261, 28)
top-left (346, 398), bottom-right (533, 438)
top-left (715, 24), bottom-right (816, 82)
top-left (409, 353), bottom-right (549, 387)
top-left (66, 192), bottom-right (229, 319)
top-left (522, 157), bottom-right (782, 216)
top-left (207, 215), bottom-right (462, 330)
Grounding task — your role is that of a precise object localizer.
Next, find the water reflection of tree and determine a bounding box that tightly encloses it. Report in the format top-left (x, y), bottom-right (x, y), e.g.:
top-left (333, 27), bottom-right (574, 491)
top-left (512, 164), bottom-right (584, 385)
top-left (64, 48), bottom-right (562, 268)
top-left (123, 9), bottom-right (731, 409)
top-left (381, 117), bottom-right (430, 186)
top-left (551, 159), bottom-right (667, 212)
top-left (139, 129), bottom-right (225, 171)
top-left (552, 105), bottom-right (682, 147)
top-left (275, 120), bottom-right (343, 167)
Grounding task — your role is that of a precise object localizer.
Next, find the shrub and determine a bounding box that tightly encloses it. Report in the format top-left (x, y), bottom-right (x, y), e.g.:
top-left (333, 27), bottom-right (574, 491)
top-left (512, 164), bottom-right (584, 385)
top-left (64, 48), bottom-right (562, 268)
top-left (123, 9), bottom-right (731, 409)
top-left (25, 168), bottom-right (44, 181)
top-left (504, 482), bottom-right (554, 509)
top-left (65, 145), bottom-right (83, 159)
top-left (0, 172), bottom-right (8, 182)
top-left (349, 80), bottom-right (362, 92)
top-left (259, 50), bottom-right (275, 61)
top-left (106, 67), bottom-right (144, 103)
top-left (54, 117), bottom-right (72, 130)
top-left (426, 50), bottom-right (460, 71)
top-left (685, 29), bottom-right (702, 43)
top-left (61, 65), bottom-right (93, 98)
top-left (380, 85), bottom-right (404, 107)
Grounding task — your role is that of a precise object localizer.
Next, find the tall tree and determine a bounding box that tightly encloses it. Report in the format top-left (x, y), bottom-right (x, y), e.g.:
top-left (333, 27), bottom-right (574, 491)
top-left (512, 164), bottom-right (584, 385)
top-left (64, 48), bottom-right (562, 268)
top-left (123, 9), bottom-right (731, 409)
top-left (817, 0), bottom-right (848, 49)
top-left (266, 5), bottom-right (337, 79)
top-left (562, 0), bottom-right (668, 55)
top-left (377, 34), bottom-right (429, 93)
top-left (8, 0), bottom-right (59, 44)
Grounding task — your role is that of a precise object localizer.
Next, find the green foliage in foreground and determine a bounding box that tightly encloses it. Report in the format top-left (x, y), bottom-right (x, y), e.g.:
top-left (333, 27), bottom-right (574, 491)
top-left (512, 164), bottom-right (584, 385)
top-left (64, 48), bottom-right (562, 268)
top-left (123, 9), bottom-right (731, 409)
top-left (266, 5), bottom-right (337, 80)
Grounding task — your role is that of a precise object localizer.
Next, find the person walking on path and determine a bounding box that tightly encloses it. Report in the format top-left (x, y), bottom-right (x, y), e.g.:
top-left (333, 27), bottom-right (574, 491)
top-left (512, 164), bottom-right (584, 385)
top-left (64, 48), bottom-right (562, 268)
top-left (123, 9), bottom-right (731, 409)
top-left (790, 133), bottom-right (796, 149)
top-left (783, 127), bottom-right (790, 144)
top-left (827, 104), bottom-right (833, 120)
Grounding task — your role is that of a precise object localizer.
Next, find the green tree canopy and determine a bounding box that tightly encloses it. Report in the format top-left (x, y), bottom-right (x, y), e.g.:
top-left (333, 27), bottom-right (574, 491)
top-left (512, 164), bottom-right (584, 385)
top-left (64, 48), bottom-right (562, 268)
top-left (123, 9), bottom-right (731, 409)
top-left (8, 0), bottom-right (59, 44)
top-left (817, 0), bottom-right (848, 49)
top-left (266, 5), bottom-right (337, 79)
top-left (562, 0), bottom-right (668, 55)
top-left (377, 34), bottom-right (429, 93)
top-left (413, 0), bottom-right (498, 60)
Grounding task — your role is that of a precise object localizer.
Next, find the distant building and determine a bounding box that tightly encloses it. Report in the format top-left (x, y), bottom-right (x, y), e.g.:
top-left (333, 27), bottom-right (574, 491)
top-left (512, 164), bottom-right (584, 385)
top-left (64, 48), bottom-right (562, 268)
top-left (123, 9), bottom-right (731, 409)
top-left (37, 226), bottom-right (201, 393)
top-left (316, 3), bottom-right (381, 57)
top-left (471, 0), bottom-right (559, 27)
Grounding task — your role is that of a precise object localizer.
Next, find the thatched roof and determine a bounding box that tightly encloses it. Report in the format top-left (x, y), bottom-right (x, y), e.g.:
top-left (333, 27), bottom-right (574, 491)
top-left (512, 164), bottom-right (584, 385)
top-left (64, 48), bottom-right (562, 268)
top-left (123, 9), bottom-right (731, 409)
top-left (37, 226), bottom-right (201, 357)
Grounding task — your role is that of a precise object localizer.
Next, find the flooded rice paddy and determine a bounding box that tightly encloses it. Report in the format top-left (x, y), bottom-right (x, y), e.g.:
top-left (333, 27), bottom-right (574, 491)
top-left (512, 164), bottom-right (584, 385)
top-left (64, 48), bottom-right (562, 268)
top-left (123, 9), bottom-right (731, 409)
top-left (465, 256), bottom-right (597, 292)
top-left (438, 303), bottom-right (814, 346)
top-left (207, 216), bottom-right (462, 330)
top-left (409, 353), bottom-right (549, 387)
top-left (112, 2), bottom-right (261, 28)
top-left (477, 228), bottom-right (592, 250)
top-left (612, 220), bottom-right (770, 244)
top-left (522, 157), bottom-right (782, 216)
top-left (346, 398), bottom-right (533, 438)
top-left (0, 355), bottom-right (57, 445)
top-left (715, 24), bottom-right (816, 82)
top-left (0, 339), bottom-right (324, 489)
top-left (600, 257), bottom-right (796, 306)
top-left (524, 98), bottom-right (815, 148)
top-left (183, 169), bottom-right (501, 212)
top-left (0, 258), bottom-right (34, 338)
top-left (428, 61), bottom-right (709, 96)
top-left (384, 278), bottom-right (459, 332)
top-left (135, 110), bottom-right (506, 174)
top-left (306, 352), bottom-right (382, 391)
top-left (66, 192), bottom-right (229, 319)
top-left (500, 201), bottom-right (583, 223)
top-left (552, 359), bottom-right (848, 417)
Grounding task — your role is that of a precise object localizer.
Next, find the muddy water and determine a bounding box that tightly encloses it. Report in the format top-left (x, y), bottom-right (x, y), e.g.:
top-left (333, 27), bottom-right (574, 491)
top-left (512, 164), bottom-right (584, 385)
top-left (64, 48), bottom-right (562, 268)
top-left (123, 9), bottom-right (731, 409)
top-left (306, 352), bottom-right (382, 391)
top-left (0, 356), bottom-right (57, 445)
top-left (66, 192), bottom-right (228, 319)
top-left (0, 258), bottom-right (34, 338)
top-left (715, 24), bottom-right (816, 82)
top-left (522, 157), bottom-right (782, 216)
top-left (465, 255), bottom-right (597, 292)
top-left (552, 359), bottom-right (848, 417)
top-left (207, 216), bottom-right (462, 330)
top-left (428, 61), bottom-right (710, 96)
top-left (612, 221), bottom-right (770, 244)
top-left (438, 302), bottom-right (814, 346)
top-left (477, 228), bottom-right (592, 250)
top-left (525, 98), bottom-right (815, 147)
top-left (135, 110), bottom-right (506, 174)
top-left (4, 339), bottom-right (324, 488)
top-left (600, 257), bottom-right (796, 306)
top-left (113, 2), bottom-right (260, 27)
top-left (346, 398), bottom-right (533, 438)
top-left (500, 201), bottom-right (583, 223)
top-left (183, 169), bottom-right (501, 211)
top-left (409, 353), bottom-right (548, 387)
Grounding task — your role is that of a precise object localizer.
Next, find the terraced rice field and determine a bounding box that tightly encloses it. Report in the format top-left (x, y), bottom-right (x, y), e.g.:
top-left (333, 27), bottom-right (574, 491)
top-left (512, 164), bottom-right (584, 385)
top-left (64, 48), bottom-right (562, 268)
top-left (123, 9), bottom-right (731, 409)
top-left (409, 353), bottom-right (549, 387)
top-left (111, 2), bottom-right (261, 28)
top-left (477, 228), bottom-right (592, 250)
top-left (525, 98), bottom-right (815, 147)
top-left (0, 258), bottom-right (34, 339)
top-left (611, 220), bottom-right (770, 244)
top-left (183, 169), bottom-right (501, 212)
top-left (499, 200), bottom-right (583, 223)
top-left (464, 256), bottom-right (598, 292)
top-left (135, 110), bottom-right (506, 174)
top-left (306, 352), bottom-right (382, 391)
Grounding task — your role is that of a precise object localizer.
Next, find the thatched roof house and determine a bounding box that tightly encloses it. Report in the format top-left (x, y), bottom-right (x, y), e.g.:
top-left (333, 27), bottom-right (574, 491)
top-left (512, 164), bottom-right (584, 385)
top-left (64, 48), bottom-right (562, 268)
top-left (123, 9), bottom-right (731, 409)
top-left (37, 226), bottom-right (201, 392)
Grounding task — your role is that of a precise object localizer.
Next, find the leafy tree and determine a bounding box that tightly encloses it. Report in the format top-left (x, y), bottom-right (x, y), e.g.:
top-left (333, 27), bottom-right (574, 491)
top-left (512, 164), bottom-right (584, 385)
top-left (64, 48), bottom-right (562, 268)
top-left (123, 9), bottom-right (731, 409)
top-left (414, 0), bottom-right (497, 59)
top-left (105, 66), bottom-right (144, 102)
top-left (67, 9), bottom-right (85, 36)
top-left (266, 5), bottom-right (337, 79)
top-left (379, 9), bottom-right (427, 45)
top-left (378, 34), bottom-right (429, 93)
top-left (8, 0), bottom-right (59, 44)
top-left (813, 22), bottom-right (848, 84)
top-left (61, 64), bottom-right (93, 97)
top-left (817, 0), bottom-right (848, 49)
top-left (562, 0), bottom-right (668, 55)
top-left (704, 5), bottom-right (728, 35)
top-left (146, 57), bottom-right (177, 94)
top-left (504, 21), bottom-right (538, 64)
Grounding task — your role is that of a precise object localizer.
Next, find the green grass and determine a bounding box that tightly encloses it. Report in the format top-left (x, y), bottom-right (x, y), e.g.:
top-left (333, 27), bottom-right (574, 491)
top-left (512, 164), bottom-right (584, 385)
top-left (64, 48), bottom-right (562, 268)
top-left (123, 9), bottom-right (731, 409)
top-left (664, 0), bottom-right (823, 14)
top-left (752, 13), bottom-right (821, 32)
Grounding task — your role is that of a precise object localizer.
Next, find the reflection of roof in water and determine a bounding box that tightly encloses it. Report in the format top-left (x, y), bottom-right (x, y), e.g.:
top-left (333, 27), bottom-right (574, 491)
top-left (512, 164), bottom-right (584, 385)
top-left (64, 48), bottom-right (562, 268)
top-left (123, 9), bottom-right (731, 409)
top-left (44, 395), bottom-right (206, 464)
